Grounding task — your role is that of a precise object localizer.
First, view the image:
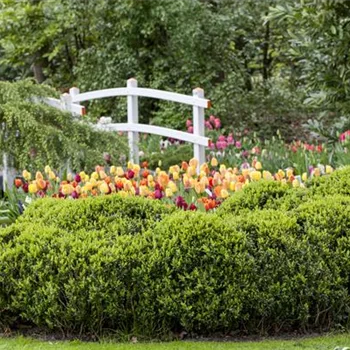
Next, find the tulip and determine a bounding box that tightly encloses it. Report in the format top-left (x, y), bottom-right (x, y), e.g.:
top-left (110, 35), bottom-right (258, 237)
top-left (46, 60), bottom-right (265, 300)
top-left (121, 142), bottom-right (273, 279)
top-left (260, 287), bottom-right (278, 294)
top-left (292, 179), bottom-right (300, 188)
top-left (14, 178), bottom-right (23, 188)
top-left (255, 161), bottom-right (262, 170)
top-left (62, 184), bottom-right (74, 195)
top-left (210, 157), bottom-right (218, 167)
top-left (154, 189), bottom-right (163, 199)
top-left (325, 165), bottom-right (333, 174)
top-left (28, 183), bottom-right (38, 194)
top-left (165, 188), bottom-right (173, 197)
top-left (48, 171), bottom-right (56, 180)
top-left (235, 141), bottom-right (242, 149)
top-left (22, 183), bottom-right (29, 193)
top-left (44, 165), bottom-right (51, 174)
top-left (71, 191), bottom-right (79, 199)
top-left (126, 169), bottom-right (135, 179)
top-left (189, 158), bottom-right (198, 169)
top-left (67, 173), bottom-right (73, 182)
top-left (37, 179), bottom-right (47, 190)
top-left (99, 182), bottom-right (110, 194)
top-left (187, 126), bottom-right (194, 133)
top-left (220, 189), bottom-right (229, 199)
top-left (186, 119), bottom-right (192, 128)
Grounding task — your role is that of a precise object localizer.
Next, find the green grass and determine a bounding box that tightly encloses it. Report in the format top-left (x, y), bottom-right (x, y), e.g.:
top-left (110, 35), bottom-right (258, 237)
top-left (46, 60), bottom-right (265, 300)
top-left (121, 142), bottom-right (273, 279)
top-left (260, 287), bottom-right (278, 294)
top-left (0, 334), bottom-right (349, 350)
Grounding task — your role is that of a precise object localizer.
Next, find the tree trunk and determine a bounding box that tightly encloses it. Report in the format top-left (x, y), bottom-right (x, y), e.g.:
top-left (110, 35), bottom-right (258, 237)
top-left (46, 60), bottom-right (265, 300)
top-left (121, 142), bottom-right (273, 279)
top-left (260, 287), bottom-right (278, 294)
top-left (32, 61), bottom-right (45, 83)
top-left (262, 17), bottom-right (270, 81)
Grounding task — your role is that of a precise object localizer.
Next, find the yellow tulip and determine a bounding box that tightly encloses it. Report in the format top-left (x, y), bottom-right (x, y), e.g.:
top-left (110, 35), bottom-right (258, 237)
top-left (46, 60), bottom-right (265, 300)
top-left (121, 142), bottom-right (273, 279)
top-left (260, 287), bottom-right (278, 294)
top-left (127, 161), bottom-right (133, 169)
top-left (62, 184), bottom-right (74, 195)
top-left (219, 164), bottom-right (226, 175)
top-left (220, 189), bottom-right (229, 199)
top-left (99, 182), bottom-right (110, 194)
top-left (278, 169), bottom-right (285, 179)
top-left (263, 171), bottom-right (273, 180)
top-left (302, 173), bottom-right (308, 182)
top-left (187, 166), bottom-right (197, 177)
top-left (28, 183), bottom-right (38, 194)
top-left (255, 161), bottom-right (262, 170)
top-left (99, 170), bottom-right (107, 180)
top-left (132, 164), bottom-right (141, 175)
top-left (194, 182), bottom-right (203, 194)
top-left (110, 166), bottom-right (117, 175)
top-left (116, 167), bottom-right (124, 177)
top-left (189, 158), bottom-right (198, 169)
top-left (210, 157), bottom-right (218, 167)
top-left (91, 172), bottom-right (99, 180)
top-left (165, 188), bottom-right (173, 197)
top-left (139, 185), bottom-right (149, 197)
top-left (292, 179), bottom-right (300, 188)
top-left (229, 181), bottom-right (236, 191)
top-left (325, 165), bottom-right (333, 174)
top-left (22, 170), bottom-right (31, 181)
top-left (48, 171), bottom-right (56, 180)
top-left (286, 169), bottom-right (294, 179)
top-left (173, 171), bottom-right (179, 181)
top-left (168, 181), bottom-right (178, 193)
top-left (44, 165), bottom-right (51, 174)
top-left (250, 171), bottom-right (262, 181)
top-left (155, 167), bottom-right (161, 175)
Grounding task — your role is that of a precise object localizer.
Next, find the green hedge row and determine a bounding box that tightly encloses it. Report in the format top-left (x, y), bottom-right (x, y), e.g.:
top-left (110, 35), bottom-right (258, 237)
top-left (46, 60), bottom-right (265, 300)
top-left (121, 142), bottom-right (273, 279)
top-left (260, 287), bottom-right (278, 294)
top-left (1, 168), bottom-right (350, 336)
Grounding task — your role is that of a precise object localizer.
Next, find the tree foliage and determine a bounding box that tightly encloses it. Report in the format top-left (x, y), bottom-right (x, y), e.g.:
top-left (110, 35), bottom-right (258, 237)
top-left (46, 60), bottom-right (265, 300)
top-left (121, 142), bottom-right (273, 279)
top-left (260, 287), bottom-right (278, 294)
top-left (0, 80), bottom-right (127, 171)
top-left (0, 0), bottom-right (349, 139)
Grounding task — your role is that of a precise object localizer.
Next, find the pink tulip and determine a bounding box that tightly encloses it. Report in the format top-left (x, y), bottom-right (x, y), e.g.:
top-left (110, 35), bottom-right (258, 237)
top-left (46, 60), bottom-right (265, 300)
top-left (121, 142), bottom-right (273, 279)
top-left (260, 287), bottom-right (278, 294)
top-left (187, 126), bottom-right (194, 133)
top-left (205, 121), bottom-right (213, 129)
top-left (227, 134), bottom-right (234, 145)
top-left (214, 118), bottom-right (221, 129)
top-left (186, 119), bottom-right (192, 128)
top-left (209, 115), bottom-right (216, 123)
top-left (218, 135), bottom-right (226, 141)
top-left (235, 141), bottom-right (242, 149)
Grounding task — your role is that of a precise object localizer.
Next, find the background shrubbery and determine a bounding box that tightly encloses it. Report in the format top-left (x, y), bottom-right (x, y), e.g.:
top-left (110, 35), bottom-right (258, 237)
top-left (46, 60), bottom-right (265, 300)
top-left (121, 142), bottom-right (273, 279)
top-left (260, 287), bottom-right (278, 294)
top-left (1, 167), bottom-right (350, 337)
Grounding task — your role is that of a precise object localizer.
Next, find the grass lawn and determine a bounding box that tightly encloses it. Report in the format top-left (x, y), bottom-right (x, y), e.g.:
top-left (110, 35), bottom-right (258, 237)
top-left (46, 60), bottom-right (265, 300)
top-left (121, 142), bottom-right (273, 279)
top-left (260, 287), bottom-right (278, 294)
top-left (0, 334), bottom-right (349, 350)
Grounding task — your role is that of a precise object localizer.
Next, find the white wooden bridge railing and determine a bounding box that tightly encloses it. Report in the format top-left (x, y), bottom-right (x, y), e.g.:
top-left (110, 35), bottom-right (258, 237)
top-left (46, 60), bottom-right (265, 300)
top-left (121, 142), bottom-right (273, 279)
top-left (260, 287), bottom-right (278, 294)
top-left (46, 78), bottom-right (211, 168)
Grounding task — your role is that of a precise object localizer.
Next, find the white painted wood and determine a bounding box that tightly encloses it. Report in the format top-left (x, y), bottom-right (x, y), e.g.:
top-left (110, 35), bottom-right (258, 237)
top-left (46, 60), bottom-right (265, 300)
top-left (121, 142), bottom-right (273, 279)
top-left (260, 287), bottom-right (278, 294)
top-left (39, 97), bottom-right (85, 116)
top-left (71, 87), bottom-right (210, 108)
top-left (192, 88), bottom-right (205, 169)
top-left (94, 123), bottom-right (209, 146)
top-left (127, 78), bottom-right (139, 164)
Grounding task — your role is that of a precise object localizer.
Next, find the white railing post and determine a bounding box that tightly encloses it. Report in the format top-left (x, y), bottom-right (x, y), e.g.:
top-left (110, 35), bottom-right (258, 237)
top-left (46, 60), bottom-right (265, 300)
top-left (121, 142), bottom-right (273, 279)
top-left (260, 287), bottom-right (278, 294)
top-left (61, 92), bottom-right (72, 113)
top-left (61, 92), bottom-right (74, 174)
top-left (193, 87), bottom-right (205, 170)
top-left (2, 152), bottom-right (8, 191)
top-left (69, 87), bottom-right (80, 104)
top-left (127, 78), bottom-right (139, 164)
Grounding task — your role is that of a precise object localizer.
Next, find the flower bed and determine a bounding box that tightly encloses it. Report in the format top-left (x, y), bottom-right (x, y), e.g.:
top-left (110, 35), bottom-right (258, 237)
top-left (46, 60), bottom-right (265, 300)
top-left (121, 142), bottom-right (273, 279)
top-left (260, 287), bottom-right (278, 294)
top-left (15, 158), bottom-right (334, 211)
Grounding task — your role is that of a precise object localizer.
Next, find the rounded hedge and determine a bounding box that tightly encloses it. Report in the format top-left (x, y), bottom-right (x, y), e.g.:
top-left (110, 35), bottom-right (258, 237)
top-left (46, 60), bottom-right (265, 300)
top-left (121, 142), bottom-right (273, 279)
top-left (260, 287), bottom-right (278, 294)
top-left (217, 180), bottom-right (308, 215)
top-left (309, 166), bottom-right (350, 196)
top-left (1, 196), bottom-right (349, 336)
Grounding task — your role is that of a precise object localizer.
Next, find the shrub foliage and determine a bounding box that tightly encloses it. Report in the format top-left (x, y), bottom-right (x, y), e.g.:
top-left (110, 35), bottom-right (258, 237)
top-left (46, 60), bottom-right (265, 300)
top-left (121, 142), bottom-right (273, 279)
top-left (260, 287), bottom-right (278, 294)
top-left (1, 176), bottom-right (350, 337)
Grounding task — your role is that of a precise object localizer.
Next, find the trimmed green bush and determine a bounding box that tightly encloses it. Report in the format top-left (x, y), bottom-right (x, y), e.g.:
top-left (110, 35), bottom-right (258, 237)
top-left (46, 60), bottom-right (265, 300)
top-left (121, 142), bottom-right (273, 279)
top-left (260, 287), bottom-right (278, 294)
top-left (1, 196), bottom-right (349, 336)
top-left (19, 194), bottom-right (175, 234)
top-left (309, 166), bottom-right (350, 196)
top-left (217, 180), bottom-right (308, 215)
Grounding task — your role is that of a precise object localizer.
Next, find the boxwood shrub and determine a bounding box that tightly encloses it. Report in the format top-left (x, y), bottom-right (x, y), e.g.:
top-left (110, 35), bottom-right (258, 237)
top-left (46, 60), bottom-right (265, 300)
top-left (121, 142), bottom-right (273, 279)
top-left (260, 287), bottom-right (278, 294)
top-left (309, 166), bottom-right (350, 196)
top-left (20, 194), bottom-right (176, 234)
top-left (217, 180), bottom-right (308, 215)
top-left (1, 195), bottom-right (350, 336)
